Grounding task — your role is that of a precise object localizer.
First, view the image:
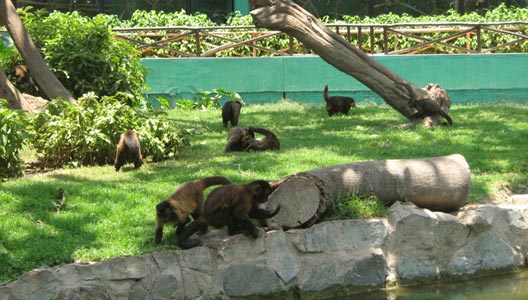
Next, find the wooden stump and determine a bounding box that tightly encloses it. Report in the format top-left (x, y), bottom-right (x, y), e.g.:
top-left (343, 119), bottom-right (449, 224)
top-left (266, 154), bottom-right (471, 230)
top-left (421, 83), bottom-right (452, 127)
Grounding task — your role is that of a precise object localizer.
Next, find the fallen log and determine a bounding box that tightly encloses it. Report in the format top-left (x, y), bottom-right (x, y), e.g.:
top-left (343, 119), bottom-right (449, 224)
top-left (266, 154), bottom-right (470, 230)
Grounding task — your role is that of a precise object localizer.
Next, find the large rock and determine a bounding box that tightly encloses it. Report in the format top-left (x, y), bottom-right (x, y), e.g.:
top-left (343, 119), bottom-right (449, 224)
top-left (2, 202), bottom-right (528, 300)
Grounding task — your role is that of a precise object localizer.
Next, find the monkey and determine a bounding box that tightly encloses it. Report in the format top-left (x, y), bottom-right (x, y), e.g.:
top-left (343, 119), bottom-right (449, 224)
top-left (221, 100), bottom-right (242, 128)
top-left (154, 176), bottom-right (232, 244)
top-left (245, 126), bottom-right (280, 151)
top-left (323, 85), bottom-right (357, 116)
top-left (11, 64), bottom-right (39, 95)
top-left (405, 84), bottom-right (453, 126)
top-left (225, 126), bottom-right (254, 152)
top-left (176, 180), bottom-right (280, 249)
top-left (114, 130), bottom-right (144, 171)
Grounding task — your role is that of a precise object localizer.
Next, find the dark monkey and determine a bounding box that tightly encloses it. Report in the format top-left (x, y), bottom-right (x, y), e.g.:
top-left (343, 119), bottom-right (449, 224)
top-left (323, 85), bottom-right (357, 116)
top-left (176, 180), bottom-right (280, 249)
top-left (405, 84), bottom-right (453, 126)
top-left (245, 126), bottom-right (280, 151)
top-left (225, 126), bottom-right (254, 152)
top-left (222, 101), bottom-right (242, 128)
top-left (114, 130), bottom-right (144, 171)
top-left (155, 176), bottom-right (232, 244)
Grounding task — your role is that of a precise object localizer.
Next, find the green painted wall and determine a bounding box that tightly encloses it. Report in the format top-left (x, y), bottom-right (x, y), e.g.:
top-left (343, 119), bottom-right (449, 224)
top-left (233, 0), bottom-right (250, 15)
top-left (142, 54), bottom-right (528, 105)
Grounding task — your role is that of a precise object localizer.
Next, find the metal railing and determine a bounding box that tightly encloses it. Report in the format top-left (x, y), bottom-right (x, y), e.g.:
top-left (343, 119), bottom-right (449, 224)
top-left (112, 21), bottom-right (528, 57)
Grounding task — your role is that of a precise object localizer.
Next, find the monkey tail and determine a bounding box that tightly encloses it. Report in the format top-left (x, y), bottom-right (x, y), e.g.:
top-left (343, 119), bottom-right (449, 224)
top-left (439, 111), bottom-right (454, 126)
top-left (323, 85), bottom-right (330, 102)
top-left (247, 126), bottom-right (276, 139)
top-left (195, 176), bottom-right (232, 190)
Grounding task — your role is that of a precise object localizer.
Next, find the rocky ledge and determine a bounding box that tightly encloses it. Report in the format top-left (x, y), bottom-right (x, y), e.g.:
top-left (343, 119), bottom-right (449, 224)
top-left (1, 200), bottom-right (528, 300)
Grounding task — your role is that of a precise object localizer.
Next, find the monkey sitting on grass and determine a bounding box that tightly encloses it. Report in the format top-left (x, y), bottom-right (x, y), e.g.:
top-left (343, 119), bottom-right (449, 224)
top-left (245, 126), bottom-right (280, 151)
top-left (114, 130), bottom-right (144, 171)
top-left (225, 126), bottom-right (254, 152)
top-left (155, 176), bottom-right (232, 244)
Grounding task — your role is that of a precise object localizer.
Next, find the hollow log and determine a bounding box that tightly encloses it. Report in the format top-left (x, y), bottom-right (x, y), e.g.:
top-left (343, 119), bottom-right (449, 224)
top-left (266, 154), bottom-right (470, 230)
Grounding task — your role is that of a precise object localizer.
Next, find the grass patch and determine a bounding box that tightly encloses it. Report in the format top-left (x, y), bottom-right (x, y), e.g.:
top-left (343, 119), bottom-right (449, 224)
top-left (323, 194), bottom-right (390, 220)
top-left (1, 100), bottom-right (527, 282)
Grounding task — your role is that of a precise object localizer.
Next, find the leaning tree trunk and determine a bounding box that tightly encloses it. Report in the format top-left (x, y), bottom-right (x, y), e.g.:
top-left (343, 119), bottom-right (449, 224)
top-left (266, 154), bottom-right (471, 230)
top-left (0, 0), bottom-right (76, 103)
top-left (0, 68), bottom-right (33, 112)
top-left (249, 0), bottom-right (438, 121)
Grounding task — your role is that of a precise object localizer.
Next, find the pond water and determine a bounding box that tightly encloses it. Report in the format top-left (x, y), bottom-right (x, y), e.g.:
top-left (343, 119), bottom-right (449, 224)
top-left (332, 271), bottom-right (528, 300)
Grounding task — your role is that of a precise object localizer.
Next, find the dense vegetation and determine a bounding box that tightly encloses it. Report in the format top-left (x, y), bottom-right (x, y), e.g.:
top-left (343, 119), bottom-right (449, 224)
top-left (1, 8), bottom-right (147, 99)
top-left (1, 101), bottom-right (527, 283)
top-left (101, 4), bottom-right (528, 57)
top-left (0, 100), bottom-right (28, 178)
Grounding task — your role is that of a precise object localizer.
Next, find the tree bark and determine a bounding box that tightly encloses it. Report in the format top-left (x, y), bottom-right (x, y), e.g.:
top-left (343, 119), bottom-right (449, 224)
top-left (0, 0), bottom-right (76, 103)
top-left (266, 154), bottom-right (471, 230)
top-left (0, 68), bottom-right (33, 112)
top-left (249, 0), bottom-right (436, 120)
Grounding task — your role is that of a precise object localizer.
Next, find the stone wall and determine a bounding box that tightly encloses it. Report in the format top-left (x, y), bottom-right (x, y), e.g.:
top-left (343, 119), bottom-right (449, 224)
top-left (1, 201), bottom-right (527, 300)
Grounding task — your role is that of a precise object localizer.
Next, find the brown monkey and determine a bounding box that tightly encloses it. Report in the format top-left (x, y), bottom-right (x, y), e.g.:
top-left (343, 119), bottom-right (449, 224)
top-left (12, 64), bottom-right (39, 94)
top-left (221, 101), bottom-right (242, 128)
top-left (155, 176), bottom-right (232, 244)
top-left (12, 65), bottom-right (30, 84)
top-left (405, 84), bottom-right (453, 126)
top-left (225, 126), bottom-right (254, 152)
top-left (114, 130), bottom-right (144, 171)
top-left (176, 180), bottom-right (280, 249)
top-left (245, 126), bottom-right (280, 151)
top-left (323, 85), bottom-right (357, 116)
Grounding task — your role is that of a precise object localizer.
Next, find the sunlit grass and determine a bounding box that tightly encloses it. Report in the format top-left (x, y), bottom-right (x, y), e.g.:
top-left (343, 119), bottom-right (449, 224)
top-left (0, 100), bottom-right (527, 283)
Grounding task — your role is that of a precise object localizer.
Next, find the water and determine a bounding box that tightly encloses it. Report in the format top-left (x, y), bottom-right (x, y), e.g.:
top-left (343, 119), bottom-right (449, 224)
top-left (333, 271), bottom-right (528, 300)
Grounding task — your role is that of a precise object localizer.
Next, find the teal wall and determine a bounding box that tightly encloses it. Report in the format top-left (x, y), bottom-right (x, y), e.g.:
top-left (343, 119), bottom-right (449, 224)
top-left (233, 0), bottom-right (250, 15)
top-left (142, 54), bottom-right (528, 105)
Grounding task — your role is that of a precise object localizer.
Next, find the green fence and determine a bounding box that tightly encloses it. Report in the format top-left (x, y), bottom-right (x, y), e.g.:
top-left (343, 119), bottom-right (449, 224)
top-left (142, 54), bottom-right (528, 105)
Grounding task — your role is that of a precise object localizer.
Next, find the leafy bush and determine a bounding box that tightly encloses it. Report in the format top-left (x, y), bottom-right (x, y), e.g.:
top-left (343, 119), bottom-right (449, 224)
top-left (30, 94), bottom-right (189, 168)
top-left (0, 99), bottom-right (29, 178)
top-left (7, 8), bottom-right (147, 102)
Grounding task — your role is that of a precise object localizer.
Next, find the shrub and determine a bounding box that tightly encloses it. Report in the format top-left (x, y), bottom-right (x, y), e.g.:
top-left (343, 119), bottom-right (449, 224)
top-left (0, 99), bottom-right (29, 178)
top-left (9, 8), bottom-right (147, 102)
top-left (30, 93), bottom-right (189, 168)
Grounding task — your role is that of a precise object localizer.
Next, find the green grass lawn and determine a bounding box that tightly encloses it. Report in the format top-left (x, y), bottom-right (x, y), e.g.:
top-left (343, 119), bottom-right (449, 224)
top-left (1, 100), bottom-right (527, 283)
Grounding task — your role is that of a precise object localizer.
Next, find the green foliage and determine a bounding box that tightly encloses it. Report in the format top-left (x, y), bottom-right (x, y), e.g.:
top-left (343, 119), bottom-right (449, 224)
top-left (29, 94), bottom-right (188, 168)
top-left (8, 8), bottom-right (147, 101)
top-left (0, 99), bottom-right (29, 178)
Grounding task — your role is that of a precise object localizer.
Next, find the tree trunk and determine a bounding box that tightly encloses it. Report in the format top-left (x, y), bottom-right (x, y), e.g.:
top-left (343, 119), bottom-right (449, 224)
top-left (249, 0), bottom-right (437, 120)
top-left (0, 68), bottom-right (33, 112)
top-left (266, 154), bottom-right (471, 230)
top-left (0, 0), bottom-right (76, 103)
